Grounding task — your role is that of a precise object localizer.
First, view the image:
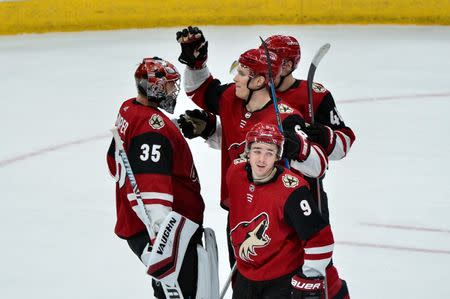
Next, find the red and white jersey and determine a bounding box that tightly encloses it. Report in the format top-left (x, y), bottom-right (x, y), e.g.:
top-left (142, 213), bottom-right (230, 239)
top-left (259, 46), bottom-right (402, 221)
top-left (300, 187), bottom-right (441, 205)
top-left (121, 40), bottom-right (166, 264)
top-left (184, 68), bottom-right (327, 209)
top-left (277, 80), bottom-right (356, 160)
top-left (107, 98), bottom-right (204, 239)
top-left (227, 161), bottom-right (334, 281)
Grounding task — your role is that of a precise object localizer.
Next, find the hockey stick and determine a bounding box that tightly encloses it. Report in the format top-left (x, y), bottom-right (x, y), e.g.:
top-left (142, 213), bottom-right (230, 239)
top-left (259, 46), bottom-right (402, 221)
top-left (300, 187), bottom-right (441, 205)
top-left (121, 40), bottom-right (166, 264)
top-left (219, 263), bottom-right (236, 299)
top-left (259, 36), bottom-right (289, 169)
top-left (306, 43), bottom-right (330, 215)
top-left (110, 128), bottom-right (184, 299)
top-left (306, 43), bottom-right (330, 299)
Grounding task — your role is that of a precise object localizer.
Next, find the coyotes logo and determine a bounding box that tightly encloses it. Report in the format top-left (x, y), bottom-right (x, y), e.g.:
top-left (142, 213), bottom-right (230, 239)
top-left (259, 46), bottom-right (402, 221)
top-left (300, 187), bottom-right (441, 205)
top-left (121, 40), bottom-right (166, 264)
top-left (312, 82), bottom-right (327, 93)
top-left (282, 174), bottom-right (299, 188)
top-left (149, 114), bottom-right (165, 129)
top-left (278, 103), bottom-right (294, 114)
top-left (230, 212), bottom-right (271, 262)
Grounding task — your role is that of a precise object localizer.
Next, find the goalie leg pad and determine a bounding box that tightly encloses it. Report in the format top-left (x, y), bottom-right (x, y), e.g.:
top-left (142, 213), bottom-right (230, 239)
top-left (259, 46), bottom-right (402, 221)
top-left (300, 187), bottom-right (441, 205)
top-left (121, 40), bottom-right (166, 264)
top-left (147, 211), bottom-right (199, 286)
top-left (195, 227), bottom-right (219, 299)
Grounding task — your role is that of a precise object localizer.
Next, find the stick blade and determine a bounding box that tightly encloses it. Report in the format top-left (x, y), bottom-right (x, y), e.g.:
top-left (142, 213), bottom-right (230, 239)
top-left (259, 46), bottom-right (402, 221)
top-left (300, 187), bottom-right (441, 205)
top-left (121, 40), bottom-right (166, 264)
top-left (312, 43), bottom-right (331, 67)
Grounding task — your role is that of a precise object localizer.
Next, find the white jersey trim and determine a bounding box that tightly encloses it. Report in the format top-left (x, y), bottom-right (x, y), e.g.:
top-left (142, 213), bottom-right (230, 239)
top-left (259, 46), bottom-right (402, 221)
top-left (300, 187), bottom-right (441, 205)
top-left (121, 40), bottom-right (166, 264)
top-left (329, 131), bottom-right (352, 160)
top-left (184, 66), bottom-right (211, 93)
top-left (304, 244), bottom-right (334, 255)
top-left (290, 144), bottom-right (327, 178)
top-left (127, 192), bottom-right (174, 203)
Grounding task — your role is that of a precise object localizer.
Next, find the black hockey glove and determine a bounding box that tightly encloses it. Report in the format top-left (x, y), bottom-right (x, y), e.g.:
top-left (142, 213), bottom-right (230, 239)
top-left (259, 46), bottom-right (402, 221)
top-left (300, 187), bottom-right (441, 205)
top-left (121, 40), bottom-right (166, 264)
top-left (176, 26), bottom-right (208, 69)
top-left (177, 109), bottom-right (216, 139)
top-left (291, 273), bottom-right (324, 299)
top-left (282, 115), bottom-right (310, 161)
top-left (303, 123), bottom-right (336, 155)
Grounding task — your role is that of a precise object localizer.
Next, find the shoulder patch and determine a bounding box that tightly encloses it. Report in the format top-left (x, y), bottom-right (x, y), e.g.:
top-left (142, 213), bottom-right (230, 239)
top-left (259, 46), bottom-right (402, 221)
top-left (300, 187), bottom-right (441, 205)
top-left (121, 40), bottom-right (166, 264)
top-left (149, 114), bottom-right (165, 130)
top-left (312, 82), bottom-right (327, 93)
top-left (278, 103), bottom-right (294, 114)
top-left (282, 174), bottom-right (299, 188)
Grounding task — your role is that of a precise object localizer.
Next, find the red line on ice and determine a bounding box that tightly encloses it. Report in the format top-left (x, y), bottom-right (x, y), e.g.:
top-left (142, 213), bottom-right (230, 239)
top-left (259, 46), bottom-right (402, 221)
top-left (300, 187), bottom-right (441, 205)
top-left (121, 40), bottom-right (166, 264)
top-left (0, 133), bottom-right (110, 168)
top-left (1, 91), bottom-right (449, 168)
top-left (338, 241), bottom-right (450, 255)
top-left (360, 222), bottom-right (450, 234)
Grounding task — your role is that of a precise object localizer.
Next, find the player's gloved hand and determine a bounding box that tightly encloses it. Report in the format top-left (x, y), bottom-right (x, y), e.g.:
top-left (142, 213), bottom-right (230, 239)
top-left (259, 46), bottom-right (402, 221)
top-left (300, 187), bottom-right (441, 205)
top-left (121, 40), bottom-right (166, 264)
top-left (282, 115), bottom-right (311, 161)
top-left (177, 109), bottom-right (216, 139)
top-left (303, 123), bottom-right (336, 155)
top-left (291, 273), bottom-right (324, 299)
top-left (176, 26), bottom-right (208, 69)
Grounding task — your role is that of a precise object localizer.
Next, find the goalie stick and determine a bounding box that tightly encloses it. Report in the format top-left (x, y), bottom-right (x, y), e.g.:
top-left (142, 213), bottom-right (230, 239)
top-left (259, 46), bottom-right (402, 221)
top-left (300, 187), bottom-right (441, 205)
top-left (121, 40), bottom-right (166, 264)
top-left (110, 127), bottom-right (184, 299)
top-left (306, 43), bottom-right (331, 299)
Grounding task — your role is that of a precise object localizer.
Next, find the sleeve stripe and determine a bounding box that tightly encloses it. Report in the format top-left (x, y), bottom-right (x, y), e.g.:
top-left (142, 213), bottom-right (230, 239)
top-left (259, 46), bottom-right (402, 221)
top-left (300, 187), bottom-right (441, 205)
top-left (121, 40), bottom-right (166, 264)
top-left (311, 144), bottom-right (328, 177)
top-left (127, 192), bottom-right (173, 203)
top-left (304, 251), bottom-right (333, 261)
top-left (335, 131), bottom-right (350, 154)
top-left (129, 199), bottom-right (173, 208)
top-left (305, 244), bottom-right (334, 254)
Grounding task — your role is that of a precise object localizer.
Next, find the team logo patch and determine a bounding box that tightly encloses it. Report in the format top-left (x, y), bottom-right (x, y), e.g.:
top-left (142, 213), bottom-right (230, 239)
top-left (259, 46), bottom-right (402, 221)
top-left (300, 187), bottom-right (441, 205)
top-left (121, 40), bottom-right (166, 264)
top-left (312, 82), bottom-right (327, 93)
top-left (278, 103), bottom-right (294, 114)
top-left (123, 106), bottom-right (129, 112)
top-left (230, 212), bottom-right (271, 262)
top-left (149, 114), bottom-right (165, 129)
top-left (282, 174), bottom-right (299, 188)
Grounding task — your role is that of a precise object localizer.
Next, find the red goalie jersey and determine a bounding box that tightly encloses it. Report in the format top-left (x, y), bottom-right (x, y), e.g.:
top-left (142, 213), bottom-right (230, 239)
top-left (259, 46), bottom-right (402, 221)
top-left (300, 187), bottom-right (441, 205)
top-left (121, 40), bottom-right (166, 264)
top-left (107, 98), bottom-right (205, 238)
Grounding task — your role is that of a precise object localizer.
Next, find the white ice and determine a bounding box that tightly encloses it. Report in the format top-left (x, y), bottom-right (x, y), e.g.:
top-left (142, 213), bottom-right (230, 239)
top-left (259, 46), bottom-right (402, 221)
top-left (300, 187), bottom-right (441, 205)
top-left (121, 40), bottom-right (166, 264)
top-left (1, 25), bottom-right (449, 298)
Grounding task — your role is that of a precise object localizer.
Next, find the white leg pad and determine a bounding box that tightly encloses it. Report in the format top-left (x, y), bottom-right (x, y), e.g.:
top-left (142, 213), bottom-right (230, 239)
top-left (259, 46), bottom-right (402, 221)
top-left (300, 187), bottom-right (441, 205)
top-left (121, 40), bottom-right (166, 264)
top-left (195, 227), bottom-right (219, 299)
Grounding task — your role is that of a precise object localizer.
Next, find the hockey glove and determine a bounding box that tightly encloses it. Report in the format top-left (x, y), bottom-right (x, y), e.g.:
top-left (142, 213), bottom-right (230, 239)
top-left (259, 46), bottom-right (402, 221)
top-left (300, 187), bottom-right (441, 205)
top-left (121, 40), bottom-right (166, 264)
top-left (303, 123), bottom-right (336, 155)
top-left (176, 26), bottom-right (208, 69)
top-left (291, 273), bottom-right (324, 299)
top-left (282, 115), bottom-right (311, 161)
top-left (177, 109), bottom-right (216, 139)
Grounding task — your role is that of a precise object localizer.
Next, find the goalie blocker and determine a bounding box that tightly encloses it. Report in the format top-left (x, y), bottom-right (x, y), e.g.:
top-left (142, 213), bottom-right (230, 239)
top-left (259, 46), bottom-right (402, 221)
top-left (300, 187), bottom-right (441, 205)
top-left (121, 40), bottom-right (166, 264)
top-left (146, 211), bottom-right (219, 299)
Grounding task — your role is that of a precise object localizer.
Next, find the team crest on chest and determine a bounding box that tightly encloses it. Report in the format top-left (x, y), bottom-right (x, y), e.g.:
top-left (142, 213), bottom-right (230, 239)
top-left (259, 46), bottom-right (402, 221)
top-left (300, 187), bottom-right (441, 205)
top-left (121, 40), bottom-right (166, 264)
top-left (278, 103), bottom-right (294, 114)
top-left (282, 174), bottom-right (299, 188)
top-left (230, 212), bottom-right (271, 262)
top-left (312, 82), bottom-right (327, 93)
top-left (149, 114), bottom-right (165, 129)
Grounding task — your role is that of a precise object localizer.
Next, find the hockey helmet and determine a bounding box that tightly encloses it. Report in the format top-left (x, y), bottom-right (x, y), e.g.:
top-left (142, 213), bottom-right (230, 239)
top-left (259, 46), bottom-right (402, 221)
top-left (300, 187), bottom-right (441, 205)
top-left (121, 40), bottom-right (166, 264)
top-left (135, 57), bottom-right (180, 114)
top-left (263, 35), bottom-right (301, 70)
top-left (237, 48), bottom-right (282, 84)
top-left (245, 123), bottom-right (284, 159)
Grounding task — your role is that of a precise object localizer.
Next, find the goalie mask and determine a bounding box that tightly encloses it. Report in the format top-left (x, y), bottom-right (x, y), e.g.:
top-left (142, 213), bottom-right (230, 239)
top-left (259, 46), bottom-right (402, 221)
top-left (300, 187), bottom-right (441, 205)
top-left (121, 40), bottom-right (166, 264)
top-left (135, 57), bottom-right (181, 114)
top-left (245, 123), bottom-right (284, 160)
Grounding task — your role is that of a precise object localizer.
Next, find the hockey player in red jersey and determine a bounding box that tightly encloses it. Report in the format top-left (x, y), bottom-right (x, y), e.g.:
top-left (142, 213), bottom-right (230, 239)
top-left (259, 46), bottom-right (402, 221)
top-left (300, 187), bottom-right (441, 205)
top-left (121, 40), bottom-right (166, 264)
top-left (227, 123), bottom-right (347, 299)
top-left (175, 26), bottom-right (329, 272)
top-left (175, 26), bottom-right (328, 210)
top-left (263, 34), bottom-right (356, 218)
top-left (106, 57), bottom-right (206, 299)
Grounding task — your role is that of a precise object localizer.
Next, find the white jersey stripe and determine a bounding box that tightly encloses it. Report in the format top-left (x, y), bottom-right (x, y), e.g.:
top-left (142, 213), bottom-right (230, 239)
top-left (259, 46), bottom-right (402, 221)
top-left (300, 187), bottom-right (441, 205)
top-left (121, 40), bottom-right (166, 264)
top-left (304, 244), bottom-right (334, 254)
top-left (127, 192), bottom-right (173, 203)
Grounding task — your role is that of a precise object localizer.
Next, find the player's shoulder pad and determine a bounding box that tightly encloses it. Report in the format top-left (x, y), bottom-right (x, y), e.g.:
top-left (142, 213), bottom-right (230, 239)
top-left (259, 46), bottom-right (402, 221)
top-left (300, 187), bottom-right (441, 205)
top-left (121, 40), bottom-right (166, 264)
top-left (128, 131), bottom-right (173, 175)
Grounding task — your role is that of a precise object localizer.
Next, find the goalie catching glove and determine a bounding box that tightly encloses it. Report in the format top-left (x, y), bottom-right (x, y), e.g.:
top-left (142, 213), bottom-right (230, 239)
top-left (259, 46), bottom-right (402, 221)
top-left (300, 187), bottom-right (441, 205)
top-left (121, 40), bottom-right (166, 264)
top-left (177, 109), bottom-right (216, 139)
top-left (176, 26), bottom-right (208, 69)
